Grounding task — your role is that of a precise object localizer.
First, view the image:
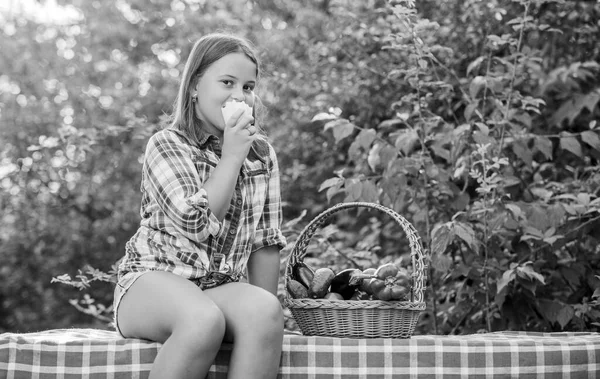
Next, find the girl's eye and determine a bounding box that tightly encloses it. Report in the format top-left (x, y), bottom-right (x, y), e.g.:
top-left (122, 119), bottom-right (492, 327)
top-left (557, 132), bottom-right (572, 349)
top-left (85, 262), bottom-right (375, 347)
top-left (222, 80), bottom-right (233, 86)
top-left (243, 85), bottom-right (255, 92)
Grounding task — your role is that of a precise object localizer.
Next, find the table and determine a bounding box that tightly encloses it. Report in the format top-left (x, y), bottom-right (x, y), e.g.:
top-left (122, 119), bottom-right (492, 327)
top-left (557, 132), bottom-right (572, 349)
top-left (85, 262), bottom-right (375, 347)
top-left (1, 328), bottom-right (599, 378)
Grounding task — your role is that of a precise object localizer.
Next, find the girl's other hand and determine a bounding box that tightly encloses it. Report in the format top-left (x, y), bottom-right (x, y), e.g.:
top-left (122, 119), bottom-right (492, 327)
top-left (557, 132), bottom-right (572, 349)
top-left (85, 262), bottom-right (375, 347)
top-left (221, 108), bottom-right (256, 164)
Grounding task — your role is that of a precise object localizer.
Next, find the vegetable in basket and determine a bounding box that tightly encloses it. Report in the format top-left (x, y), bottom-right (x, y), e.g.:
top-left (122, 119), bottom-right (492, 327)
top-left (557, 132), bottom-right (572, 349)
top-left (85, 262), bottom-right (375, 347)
top-left (287, 279), bottom-right (309, 299)
top-left (330, 268), bottom-right (362, 300)
top-left (293, 262), bottom-right (315, 288)
top-left (324, 292), bottom-right (344, 300)
top-left (370, 263), bottom-right (410, 301)
top-left (350, 263), bottom-right (411, 301)
top-left (308, 267), bottom-right (335, 298)
top-left (357, 268), bottom-right (376, 294)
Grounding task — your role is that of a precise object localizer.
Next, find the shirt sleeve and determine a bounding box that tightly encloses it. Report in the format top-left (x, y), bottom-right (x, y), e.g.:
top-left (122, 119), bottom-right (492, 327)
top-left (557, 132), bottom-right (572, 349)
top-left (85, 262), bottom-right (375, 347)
top-left (252, 143), bottom-right (287, 252)
top-left (142, 130), bottom-right (221, 242)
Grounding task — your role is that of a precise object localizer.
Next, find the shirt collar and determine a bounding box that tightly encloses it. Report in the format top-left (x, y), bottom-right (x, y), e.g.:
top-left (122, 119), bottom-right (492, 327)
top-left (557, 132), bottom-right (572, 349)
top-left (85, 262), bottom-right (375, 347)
top-left (198, 132), bottom-right (220, 148)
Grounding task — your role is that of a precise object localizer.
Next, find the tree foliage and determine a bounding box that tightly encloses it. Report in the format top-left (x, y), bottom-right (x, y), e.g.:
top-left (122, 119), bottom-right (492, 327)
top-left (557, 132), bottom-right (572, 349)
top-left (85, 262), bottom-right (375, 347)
top-left (1, 0), bottom-right (599, 334)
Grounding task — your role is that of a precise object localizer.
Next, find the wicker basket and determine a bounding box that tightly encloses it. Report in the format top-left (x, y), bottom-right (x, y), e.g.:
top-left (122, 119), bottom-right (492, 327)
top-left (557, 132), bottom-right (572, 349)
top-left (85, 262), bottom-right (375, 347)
top-left (284, 202), bottom-right (426, 339)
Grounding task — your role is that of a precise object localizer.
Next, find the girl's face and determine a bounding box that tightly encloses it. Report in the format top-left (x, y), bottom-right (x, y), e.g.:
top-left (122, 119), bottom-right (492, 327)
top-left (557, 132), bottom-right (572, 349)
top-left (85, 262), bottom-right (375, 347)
top-left (193, 52), bottom-right (257, 136)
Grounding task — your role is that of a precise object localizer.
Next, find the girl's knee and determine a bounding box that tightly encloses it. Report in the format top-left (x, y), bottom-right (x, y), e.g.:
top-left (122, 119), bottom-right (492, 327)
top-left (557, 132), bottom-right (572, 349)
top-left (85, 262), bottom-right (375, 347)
top-left (174, 302), bottom-right (226, 346)
top-left (263, 293), bottom-right (284, 325)
top-left (247, 289), bottom-right (284, 328)
top-left (249, 291), bottom-right (284, 345)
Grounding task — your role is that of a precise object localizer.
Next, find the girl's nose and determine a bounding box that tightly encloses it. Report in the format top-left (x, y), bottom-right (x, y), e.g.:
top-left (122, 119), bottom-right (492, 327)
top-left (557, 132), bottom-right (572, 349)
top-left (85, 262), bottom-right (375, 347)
top-left (231, 86), bottom-right (245, 101)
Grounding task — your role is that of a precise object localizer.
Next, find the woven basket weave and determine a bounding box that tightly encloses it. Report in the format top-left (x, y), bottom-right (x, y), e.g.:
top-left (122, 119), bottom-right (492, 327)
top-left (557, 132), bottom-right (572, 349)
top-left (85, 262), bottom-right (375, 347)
top-left (284, 202), bottom-right (426, 339)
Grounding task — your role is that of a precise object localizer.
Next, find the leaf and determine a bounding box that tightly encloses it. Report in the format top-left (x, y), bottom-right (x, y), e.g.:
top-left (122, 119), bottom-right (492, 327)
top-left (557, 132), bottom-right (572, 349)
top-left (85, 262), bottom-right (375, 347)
top-left (380, 175), bottom-right (406, 202)
top-left (394, 129), bottom-right (419, 155)
top-left (377, 119), bottom-right (404, 129)
top-left (496, 269), bottom-right (516, 294)
top-left (551, 90), bottom-right (600, 126)
top-left (538, 299), bottom-right (562, 324)
top-left (323, 173), bottom-right (345, 203)
top-left (512, 139), bottom-right (533, 167)
top-left (380, 146), bottom-right (399, 166)
top-left (429, 142), bottom-right (451, 162)
top-left (505, 203), bottom-right (524, 220)
top-left (464, 102), bottom-right (478, 121)
top-left (326, 185), bottom-right (342, 203)
top-left (534, 136), bottom-right (553, 160)
top-left (469, 76), bottom-right (487, 98)
top-left (521, 227), bottom-right (543, 242)
top-left (453, 222), bottom-right (479, 253)
top-left (324, 119), bottom-right (355, 143)
top-left (312, 112), bottom-right (337, 122)
top-left (355, 129), bottom-right (377, 149)
top-left (502, 175), bottom-right (521, 187)
top-left (576, 192), bottom-right (591, 205)
top-left (344, 180), bottom-right (362, 202)
top-left (367, 143), bottom-right (382, 171)
top-left (581, 130), bottom-right (600, 151)
top-left (431, 223), bottom-right (454, 255)
top-left (559, 134), bottom-right (582, 157)
top-left (51, 273), bottom-right (72, 283)
top-left (467, 56), bottom-right (486, 76)
top-left (560, 267), bottom-right (581, 288)
top-left (452, 192), bottom-right (470, 211)
top-left (543, 227), bottom-right (556, 238)
top-left (529, 187), bottom-right (553, 201)
top-left (556, 305), bottom-right (574, 329)
top-left (473, 130), bottom-right (495, 145)
top-left (516, 264), bottom-right (545, 284)
top-left (581, 89), bottom-right (600, 112)
top-left (319, 177), bottom-right (343, 192)
top-left (360, 180), bottom-right (379, 203)
top-left (431, 254), bottom-right (453, 274)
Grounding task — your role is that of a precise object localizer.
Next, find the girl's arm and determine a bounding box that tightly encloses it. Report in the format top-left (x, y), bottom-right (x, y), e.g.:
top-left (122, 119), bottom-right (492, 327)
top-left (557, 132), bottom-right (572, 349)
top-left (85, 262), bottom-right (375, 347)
top-left (247, 245), bottom-right (281, 295)
top-left (202, 156), bottom-right (243, 221)
top-left (248, 143), bottom-right (286, 296)
top-left (143, 131), bottom-right (222, 241)
top-left (204, 109), bottom-right (256, 221)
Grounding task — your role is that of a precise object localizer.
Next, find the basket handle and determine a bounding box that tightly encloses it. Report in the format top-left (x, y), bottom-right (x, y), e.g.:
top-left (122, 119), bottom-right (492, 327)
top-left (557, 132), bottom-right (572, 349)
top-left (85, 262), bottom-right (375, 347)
top-left (285, 202), bottom-right (426, 303)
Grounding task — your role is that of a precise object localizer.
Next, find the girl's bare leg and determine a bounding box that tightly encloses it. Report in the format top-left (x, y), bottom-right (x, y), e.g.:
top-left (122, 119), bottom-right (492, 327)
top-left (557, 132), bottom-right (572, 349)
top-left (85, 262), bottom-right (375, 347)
top-left (204, 282), bottom-right (284, 379)
top-left (116, 271), bottom-right (226, 379)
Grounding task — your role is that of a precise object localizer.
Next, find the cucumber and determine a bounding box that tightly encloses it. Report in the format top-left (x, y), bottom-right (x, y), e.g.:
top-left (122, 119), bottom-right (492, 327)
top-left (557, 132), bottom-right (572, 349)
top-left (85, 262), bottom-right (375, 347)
top-left (287, 279), bottom-right (309, 299)
top-left (308, 268), bottom-right (335, 299)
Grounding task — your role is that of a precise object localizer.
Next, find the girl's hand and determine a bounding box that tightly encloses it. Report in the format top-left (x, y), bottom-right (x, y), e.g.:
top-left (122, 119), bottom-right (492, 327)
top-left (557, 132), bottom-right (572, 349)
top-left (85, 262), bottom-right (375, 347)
top-left (221, 108), bottom-right (256, 164)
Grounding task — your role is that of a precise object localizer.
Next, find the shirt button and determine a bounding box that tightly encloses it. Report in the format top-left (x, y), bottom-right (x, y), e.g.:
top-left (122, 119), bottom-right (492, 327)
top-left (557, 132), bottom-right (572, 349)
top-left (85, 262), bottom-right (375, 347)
top-left (229, 229), bottom-right (236, 235)
top-left (236, 199), bottom-right (242, 205)
top-left (222, 263), bottom-right (230, 272)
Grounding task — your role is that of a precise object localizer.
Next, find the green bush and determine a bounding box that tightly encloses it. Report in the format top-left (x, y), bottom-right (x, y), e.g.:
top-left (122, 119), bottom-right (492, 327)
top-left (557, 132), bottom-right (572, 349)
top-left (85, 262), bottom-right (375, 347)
top-left (1, 0), bottom-right (599, 334)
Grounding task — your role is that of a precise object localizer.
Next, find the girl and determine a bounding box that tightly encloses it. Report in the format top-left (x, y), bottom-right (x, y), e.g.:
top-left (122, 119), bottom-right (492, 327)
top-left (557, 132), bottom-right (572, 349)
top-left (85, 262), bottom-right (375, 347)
top-left (113, 33), bottom-right (287, 379)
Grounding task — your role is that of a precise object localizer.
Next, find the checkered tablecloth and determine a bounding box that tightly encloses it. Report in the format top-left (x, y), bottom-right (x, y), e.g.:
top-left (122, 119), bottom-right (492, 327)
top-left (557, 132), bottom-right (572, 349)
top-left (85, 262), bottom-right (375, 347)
top-left (1, 328), bottom-right (599, 378)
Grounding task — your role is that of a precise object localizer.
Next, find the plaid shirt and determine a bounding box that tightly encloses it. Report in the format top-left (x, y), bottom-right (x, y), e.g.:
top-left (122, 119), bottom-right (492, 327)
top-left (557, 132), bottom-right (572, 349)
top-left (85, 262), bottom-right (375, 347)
top-left (117, 128), bottom-right (286, 282)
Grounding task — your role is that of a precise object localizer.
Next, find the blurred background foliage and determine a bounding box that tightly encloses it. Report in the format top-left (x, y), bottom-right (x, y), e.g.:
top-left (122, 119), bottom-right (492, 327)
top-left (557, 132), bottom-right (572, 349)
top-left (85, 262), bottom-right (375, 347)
top-left (1, 0), bottom-right (599, 335)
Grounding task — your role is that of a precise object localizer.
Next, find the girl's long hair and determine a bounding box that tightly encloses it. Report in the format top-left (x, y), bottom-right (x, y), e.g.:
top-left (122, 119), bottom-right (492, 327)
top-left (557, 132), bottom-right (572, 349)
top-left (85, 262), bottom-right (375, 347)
top-left (167, 33), bottom-right (263, 146)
